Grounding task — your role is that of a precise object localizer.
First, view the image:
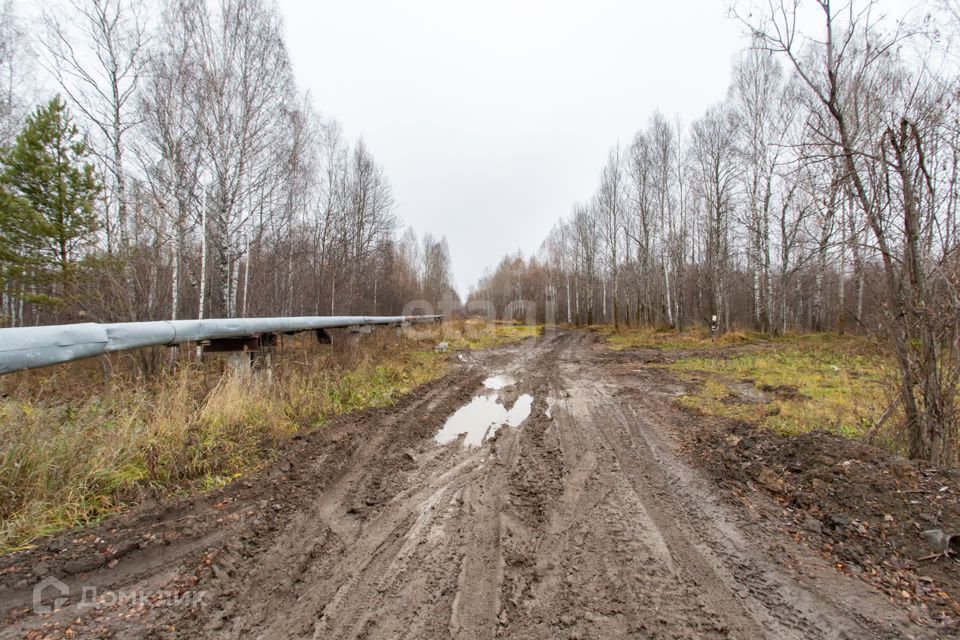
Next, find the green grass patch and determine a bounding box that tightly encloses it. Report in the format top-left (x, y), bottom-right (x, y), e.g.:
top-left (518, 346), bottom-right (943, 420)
top-left (666, 333), bottom-right (895, 439)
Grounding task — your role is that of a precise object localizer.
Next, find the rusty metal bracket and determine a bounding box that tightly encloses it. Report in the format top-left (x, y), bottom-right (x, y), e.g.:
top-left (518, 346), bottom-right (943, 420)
top-left (204, 333), bottom-right (277, 353)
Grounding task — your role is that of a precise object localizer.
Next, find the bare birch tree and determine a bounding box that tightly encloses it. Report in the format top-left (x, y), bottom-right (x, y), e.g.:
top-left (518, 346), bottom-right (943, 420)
top-left (738, 0), bottom-right (960, 463)
top-left (40, 0), bottom-right (145, 260)
top-left (596, 146), bottom-right (625, 329)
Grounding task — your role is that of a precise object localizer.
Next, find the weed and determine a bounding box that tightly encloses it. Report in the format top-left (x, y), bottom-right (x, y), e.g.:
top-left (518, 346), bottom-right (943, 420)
top-left (661, 333), bottom-right (896, 442)
top-left (425, 319), bottom-right (541, 350)
top-left (0, 326), bottom-right (453, 553)
top-left (606, 326), bottom-right (766, 350)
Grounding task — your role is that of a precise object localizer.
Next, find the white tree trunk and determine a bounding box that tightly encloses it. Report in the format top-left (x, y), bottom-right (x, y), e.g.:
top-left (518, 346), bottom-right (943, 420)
top-left (196, 187), bottom-right (208, 361)
top-left (664, 261), bottom-right (673, 326)
top-left (229, 255), bottom-right (241, 318)
top-left (242, 237), bottom-right (251, 318)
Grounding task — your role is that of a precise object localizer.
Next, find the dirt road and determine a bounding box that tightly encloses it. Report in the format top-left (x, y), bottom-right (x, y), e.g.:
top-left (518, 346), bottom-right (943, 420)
top-left (0, 331), bottom-right (937, 638)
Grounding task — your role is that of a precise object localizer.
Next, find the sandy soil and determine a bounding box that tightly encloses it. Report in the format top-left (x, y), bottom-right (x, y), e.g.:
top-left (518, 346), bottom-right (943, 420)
top-left (0, 331), bottom-right (945, 639)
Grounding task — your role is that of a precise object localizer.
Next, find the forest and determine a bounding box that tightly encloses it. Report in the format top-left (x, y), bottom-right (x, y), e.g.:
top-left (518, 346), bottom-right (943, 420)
top-left (0, 0), bottom-right (460, 329)
top-left (471, 2), bottom-right (960, 463)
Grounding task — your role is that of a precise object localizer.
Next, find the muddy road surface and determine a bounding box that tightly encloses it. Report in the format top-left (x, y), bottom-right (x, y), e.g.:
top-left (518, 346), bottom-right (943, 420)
top-left (0, 331), bottom-right (936, 638)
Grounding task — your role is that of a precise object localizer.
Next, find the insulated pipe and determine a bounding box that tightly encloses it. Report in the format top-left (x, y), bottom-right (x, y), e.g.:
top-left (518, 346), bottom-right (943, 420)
top-left (0, 315), bottom-right (441, 375)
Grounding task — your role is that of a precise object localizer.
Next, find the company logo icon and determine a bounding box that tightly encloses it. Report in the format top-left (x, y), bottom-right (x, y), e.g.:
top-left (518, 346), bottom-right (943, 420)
top-left (33, 576), bottom-right (70, 614)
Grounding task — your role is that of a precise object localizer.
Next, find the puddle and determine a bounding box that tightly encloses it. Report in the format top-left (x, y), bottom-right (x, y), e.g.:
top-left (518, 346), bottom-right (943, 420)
top-left (435, 393), bottom-right (533, 447)
top-left (483, 374), bottom-right (516, 390)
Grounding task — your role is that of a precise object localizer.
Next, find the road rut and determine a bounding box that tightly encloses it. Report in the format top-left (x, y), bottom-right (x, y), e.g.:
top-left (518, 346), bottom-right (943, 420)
top-left (0, 331), bottom-right (933, 638)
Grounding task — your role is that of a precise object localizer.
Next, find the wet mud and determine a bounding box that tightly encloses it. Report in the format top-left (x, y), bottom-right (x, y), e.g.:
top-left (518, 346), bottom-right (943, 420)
top-left (0, 331), bottom-right (945, 639)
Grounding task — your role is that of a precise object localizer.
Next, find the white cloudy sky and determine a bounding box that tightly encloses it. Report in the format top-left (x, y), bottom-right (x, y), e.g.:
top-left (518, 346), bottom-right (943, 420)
top-left (277, 0), bottom-right (920, 297)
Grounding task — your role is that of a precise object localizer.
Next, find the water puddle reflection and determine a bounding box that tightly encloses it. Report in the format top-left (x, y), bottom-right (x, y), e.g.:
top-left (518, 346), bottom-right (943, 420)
top-left (435, 393), bottom-right (533, 447)
top-left (483, 374), bottom-right (516, 390)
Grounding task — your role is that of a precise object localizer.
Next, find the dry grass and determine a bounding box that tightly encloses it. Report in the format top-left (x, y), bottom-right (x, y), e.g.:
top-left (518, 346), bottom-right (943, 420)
top-left (660, 333), bottom-right (898, 443)
top-left (0, 327), bottom-right (449, 553)
top-left (423, 318), bottom-right (542, 350)
top-left (606, 326), bottom-right (760, 350)
top-left (0, 319), bottom-right (539, 553)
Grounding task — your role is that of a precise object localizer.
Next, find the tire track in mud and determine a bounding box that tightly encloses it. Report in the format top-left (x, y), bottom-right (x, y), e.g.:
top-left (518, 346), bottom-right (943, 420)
top-left (498, 334), bottom-right (747, 639)
top-left (609, 383), bottom-right (914, 639)
top-left (183, 334), bottom-right (574, 640)
top-left (0, 331), bottom-right (934, 639)
top-left (191, 368), bottom-right (495, 639)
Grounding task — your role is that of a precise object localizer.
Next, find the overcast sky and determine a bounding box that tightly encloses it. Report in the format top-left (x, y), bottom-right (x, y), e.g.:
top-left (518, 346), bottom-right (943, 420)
top-left (276, 0), bottom-right (916, 297)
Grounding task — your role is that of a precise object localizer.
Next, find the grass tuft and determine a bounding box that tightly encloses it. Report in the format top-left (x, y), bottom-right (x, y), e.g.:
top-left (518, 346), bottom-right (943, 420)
top-left (0, 327), bottom-right (455, 553)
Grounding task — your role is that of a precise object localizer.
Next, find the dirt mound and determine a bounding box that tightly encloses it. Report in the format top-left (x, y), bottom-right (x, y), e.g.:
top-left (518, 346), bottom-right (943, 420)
top-left (687, 418), bottom-right (960, 626)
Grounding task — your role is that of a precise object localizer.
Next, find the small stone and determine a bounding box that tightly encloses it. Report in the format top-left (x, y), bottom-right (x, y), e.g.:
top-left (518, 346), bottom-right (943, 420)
top-left (757, 467), bottom-right (785, 493)
top-left (803, 517), bottom-right (823, 534)
top-left (826, 513), bottom-right (851, 529)
top-left (889, 459), bottom-right (914, 479)
top-left (64, 555), bottom-right (104, 575)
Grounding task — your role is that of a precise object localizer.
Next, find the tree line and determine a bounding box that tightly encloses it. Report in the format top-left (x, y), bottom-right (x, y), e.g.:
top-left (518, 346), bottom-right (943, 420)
top-left (470, 1), bottom-right (960, 464)
top-left (0, 0), bottom-right (458, 327)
